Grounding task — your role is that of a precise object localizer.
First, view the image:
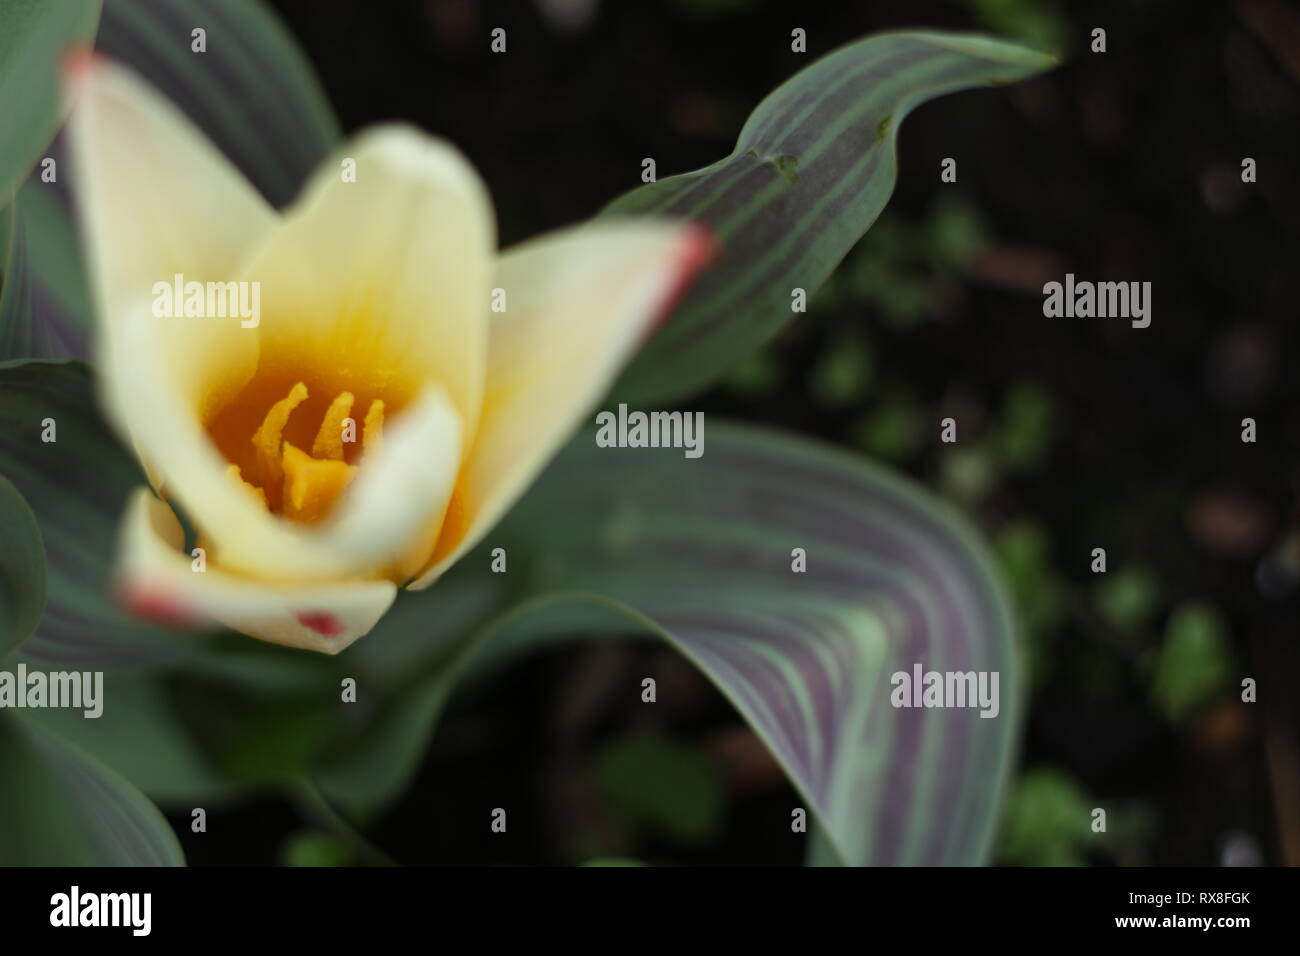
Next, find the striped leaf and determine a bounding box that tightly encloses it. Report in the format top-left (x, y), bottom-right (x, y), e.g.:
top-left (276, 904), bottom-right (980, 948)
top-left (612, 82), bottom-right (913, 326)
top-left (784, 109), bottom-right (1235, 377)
top-left (93, 0), bottom-right (338, 207)
top-left (329, 424), bottom-right (1019, 864)
top-left (0, 712), bottom-right (184, 865)
top-left (0, 0), bottom-right (339, 361)
top-left (0, 473), bottom-right (45, 659)
top-left (493, 425), bottom-right (1019, 864)
top-left (602, 31), bottom-right (1056, 405)
top-left (0, 0), bottom-right (100, 202)
top-left (0, 360), bottom-right (202, 666)
top-left (0, 180), bottom-right (94, 363)
top-left (20, 669), bottom-right (247, 806)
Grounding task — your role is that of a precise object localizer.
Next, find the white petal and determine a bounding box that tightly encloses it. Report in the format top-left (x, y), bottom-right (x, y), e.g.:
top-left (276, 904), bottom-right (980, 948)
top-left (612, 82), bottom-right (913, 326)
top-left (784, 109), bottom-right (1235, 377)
top-left (238, 124), bottom-right (494, 449)
top-left (118, 490), bottom-right (397, 654)
top-left (317, 385), bottom-right (464, 581)
top-left (409, 220), bottom-right (712, 589)
top-left (66, 55), bottom-right (274, 425)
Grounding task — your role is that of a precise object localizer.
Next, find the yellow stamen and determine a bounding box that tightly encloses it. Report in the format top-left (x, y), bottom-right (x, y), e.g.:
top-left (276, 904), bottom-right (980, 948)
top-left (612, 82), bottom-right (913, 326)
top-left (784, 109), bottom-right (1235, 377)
top-left (228, 381), bottom-right (389, 523)
top-left (281, 441), bottom-right (357, 524)
top-left (363, 399), bottom-right (385, 457)
top-left (311, 391), bottom-right (355, 461)
top-left (251, 381), bottom-right (308, 492)
top-left (225, 463), bottom-right (267, 508)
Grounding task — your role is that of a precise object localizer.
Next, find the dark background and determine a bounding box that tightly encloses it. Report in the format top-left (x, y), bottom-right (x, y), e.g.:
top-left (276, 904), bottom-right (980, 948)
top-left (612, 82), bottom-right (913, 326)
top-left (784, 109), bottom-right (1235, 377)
top-left (173, 0), bottom-right (1299, 866)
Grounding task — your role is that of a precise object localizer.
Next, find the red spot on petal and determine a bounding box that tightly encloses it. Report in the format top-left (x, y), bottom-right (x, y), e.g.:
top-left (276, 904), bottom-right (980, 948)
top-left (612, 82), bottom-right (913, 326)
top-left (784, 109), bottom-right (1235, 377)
top-left (297, 612), bottom-right (344, 637)
top-left (118, 580), bottom-right (199, 628)
top-left (642, 224), bottom-right (719, 342)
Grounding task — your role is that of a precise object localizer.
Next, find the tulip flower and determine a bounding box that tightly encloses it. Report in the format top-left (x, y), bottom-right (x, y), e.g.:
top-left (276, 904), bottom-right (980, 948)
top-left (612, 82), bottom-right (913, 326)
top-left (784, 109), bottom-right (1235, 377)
top-left (65, 55), bottom-right (710, 654)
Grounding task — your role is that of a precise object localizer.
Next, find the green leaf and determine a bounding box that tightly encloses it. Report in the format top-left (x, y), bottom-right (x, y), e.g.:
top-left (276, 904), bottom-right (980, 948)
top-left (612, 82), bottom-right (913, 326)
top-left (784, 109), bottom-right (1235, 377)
top-left (174, 673), bottom-right (339, 786)
top-left (849, 398), bottom-right (924, 462)
top-left (0, 473), bottom-right (45, 659)
top-left (0, 0), bottom-right (101, 202)
top-left (926, 192), bottom-right (990, 267)
top-left (724, 347), bottom-right (784, 397)
top-left (19, 670), bottom-right (243, 806)
top-left (996, 767), bottom-right (1093, 867)
top-left (280, 830), bottom-right (352, 867)
top-left (0, 179), bottom-right (94, 360)
top-left (594, 731), bottom-right (726, 845)
top-left (367, 422), bottom-right (1018, 866)
top-left (304, 564), bottom-right (510, 816)
top-left (995, 381), bottom-right (1054, 471)
top-left (808, 333), bottom-right (873, 408)
top-left (1151, 602), bottom-right (1232, 723)
top-left (95, 0), bottom-right (339, 206)
top-left (0, 360), bottom-right (203, 666)
top-left (601, 31), bottom-right (1057, 405)
top-left (311, 669), bottom-right (459, 816)
top-left (1094, 566), bottom-right (1157, 632)
top-left (1, 0), bottom-right (340, 362)
top-left (0, 712), bottom-right (184, 865)
top-left (961, 0), bottom-right (1067, 56)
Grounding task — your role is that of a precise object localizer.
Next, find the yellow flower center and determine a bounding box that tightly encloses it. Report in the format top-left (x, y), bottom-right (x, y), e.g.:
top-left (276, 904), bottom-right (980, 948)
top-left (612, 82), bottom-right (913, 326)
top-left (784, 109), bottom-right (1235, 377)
top-left (206, 375), bottom-right (390, 524)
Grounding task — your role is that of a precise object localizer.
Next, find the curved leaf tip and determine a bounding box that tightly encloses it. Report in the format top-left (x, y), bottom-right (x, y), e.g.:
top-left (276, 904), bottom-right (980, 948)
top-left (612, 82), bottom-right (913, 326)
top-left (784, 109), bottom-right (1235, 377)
top-left (602, 29), bottom-right (1058, 406)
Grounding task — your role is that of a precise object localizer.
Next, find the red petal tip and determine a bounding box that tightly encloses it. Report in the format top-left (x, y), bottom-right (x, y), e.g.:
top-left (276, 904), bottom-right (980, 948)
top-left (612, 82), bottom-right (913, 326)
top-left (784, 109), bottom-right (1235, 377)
top-left (645, 224), bottom-right (719, 339)
top-left (61, 45), bottom-right (99, 84)
top-left (118, 579), bottom-right (201, 628)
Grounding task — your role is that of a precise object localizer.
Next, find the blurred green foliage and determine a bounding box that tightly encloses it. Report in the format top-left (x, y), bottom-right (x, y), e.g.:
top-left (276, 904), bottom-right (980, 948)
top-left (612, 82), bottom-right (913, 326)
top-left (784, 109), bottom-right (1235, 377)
top-left (1095, 567), bottom-right (1159, 633)
top-left (281, 830), bottom-right (352, 867)
top-left (995, 382), bottom-right (1054, 473)
top-left (850, 394), bottom-right (925, 462)
top-left (998, 767), bottom-right (1095, 866)
top-left (1151, 602), bottom-right (1233, 723)
top-left (809, 332), bottom-right (874, 408)
top-left (960, 0), bottom-right (1067, 55)
top-left (998, 767), bottom-right (1159, 867)
top-left (593, 731), bottom-right (727, 847)
top-left (818, 195), bottom-right (990, 330)
top-left (941, 443), bottom-right (997, 506)
top-left (995, 519), bottom-right (1064, 685)
top-left (726, 349), bottom-right (784, 397)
